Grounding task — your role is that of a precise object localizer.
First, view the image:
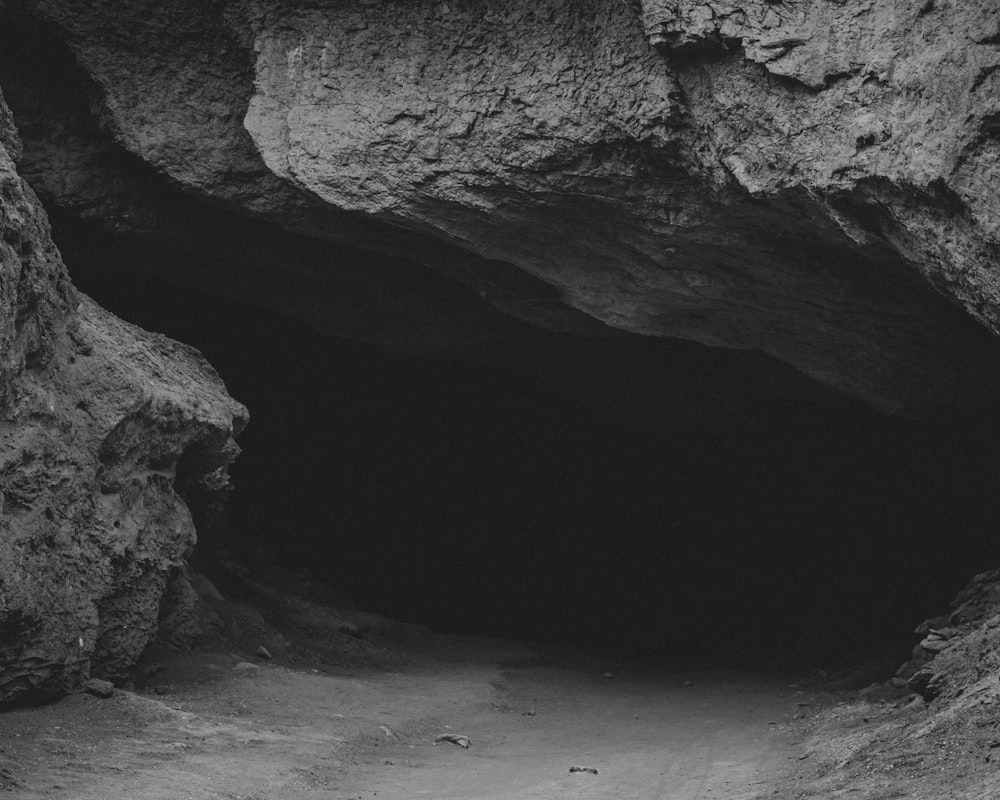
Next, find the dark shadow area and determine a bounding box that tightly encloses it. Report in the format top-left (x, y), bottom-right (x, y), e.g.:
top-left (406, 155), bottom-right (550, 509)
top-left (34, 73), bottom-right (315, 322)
top-left (52, 215), bottom-right (1000, 672)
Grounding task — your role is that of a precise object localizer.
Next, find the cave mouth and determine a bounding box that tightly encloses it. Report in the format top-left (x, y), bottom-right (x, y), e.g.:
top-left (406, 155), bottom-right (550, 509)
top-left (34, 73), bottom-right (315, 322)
top-left (54, 215), bottom-right (1000, 673)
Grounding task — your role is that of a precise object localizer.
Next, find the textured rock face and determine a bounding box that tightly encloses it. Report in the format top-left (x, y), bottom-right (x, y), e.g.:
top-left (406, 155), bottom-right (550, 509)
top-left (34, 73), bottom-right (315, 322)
top-left (0, 91), bottom-right (247, 706)
top-left (640, 0), bottom-right (1000, 328)
top-left (0, 0), bottom-right (998, 414)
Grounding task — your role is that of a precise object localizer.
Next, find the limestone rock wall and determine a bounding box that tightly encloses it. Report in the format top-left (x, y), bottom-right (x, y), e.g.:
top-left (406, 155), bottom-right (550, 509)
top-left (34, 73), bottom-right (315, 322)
top-left (0, 91), bottom-right (247, 706)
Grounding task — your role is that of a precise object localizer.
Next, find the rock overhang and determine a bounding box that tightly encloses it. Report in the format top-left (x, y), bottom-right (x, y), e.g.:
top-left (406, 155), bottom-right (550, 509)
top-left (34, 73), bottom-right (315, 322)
top-left (0, 0), bottom-right (998, 419)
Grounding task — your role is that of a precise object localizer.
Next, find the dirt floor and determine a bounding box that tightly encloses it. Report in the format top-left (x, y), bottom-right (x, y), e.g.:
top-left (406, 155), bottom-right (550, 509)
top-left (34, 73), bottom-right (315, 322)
top-left (0, 580), bottom-right (990, 799)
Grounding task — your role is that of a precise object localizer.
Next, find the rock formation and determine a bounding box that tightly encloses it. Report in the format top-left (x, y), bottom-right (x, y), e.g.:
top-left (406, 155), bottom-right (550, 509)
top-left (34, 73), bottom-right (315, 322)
top-left (900, 568), bottom-right (1000, 703)
top-left (0, 89), bottom-right (246, 706)
top-left (0, 0), bottom-right (999, 705)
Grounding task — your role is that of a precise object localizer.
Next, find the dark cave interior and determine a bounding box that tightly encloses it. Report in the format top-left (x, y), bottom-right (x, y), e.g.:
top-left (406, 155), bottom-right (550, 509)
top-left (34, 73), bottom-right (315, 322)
top-left (53, 213), bottom-right (1000, 672)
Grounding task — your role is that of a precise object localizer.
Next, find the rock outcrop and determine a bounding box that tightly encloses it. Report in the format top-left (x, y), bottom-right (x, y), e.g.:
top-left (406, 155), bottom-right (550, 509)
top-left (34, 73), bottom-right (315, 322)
top-left (0, 89), bottom-right (247, 706)
top-left (0, 0), bottom-right (998, 414)
top-left (898, 568), bottom-right (1000, 703)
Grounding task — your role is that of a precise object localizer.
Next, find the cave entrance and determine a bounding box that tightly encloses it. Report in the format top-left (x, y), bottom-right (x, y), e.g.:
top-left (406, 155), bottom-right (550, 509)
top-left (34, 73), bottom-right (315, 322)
top-left (55, 216), bottom-right (1000, 673)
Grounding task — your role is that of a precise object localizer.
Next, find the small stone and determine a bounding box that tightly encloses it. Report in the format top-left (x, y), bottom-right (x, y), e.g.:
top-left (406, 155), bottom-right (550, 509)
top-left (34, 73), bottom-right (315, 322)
top-left (83, 678), bottom-right (114, 698)
top-left (919, 637), bottom-right (950, 653)
top-left (908, 668), bottom-right (944, 700)
top-left (569, 765), bottom-right (599, 775)
top-left (233, 661), bottom-right (261, 672)
top-left (153, 684), bottom-right (171, 695)
top-left (434, 733), bottom-right (471, 748)
top-left (256, 645), bottom-right (272, 660)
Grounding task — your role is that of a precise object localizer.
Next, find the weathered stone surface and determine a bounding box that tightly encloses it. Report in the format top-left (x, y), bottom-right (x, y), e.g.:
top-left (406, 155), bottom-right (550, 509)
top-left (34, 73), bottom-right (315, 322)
top-left (0, 0), bottom-right (998, 414)
top-left (0, 91), bottom-right (247, 707)
top-left (642, 0), bottom-right (1000, 333)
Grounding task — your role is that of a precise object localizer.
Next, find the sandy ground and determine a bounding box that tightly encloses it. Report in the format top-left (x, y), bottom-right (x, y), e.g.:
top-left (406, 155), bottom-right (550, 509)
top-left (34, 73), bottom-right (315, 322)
top-left (0, 617), bottom-right (822, 800)
top-left (6, 571), bottom-right (997, 800)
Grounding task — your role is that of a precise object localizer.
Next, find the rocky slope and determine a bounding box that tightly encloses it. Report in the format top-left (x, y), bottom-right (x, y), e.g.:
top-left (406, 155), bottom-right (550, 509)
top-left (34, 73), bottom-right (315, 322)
top-left (899, 568), bottom-right (1000, 704)
top-left (778, 570), bottom-right (1000, 799)
top-left (0, 90), bottom-right (247, 707)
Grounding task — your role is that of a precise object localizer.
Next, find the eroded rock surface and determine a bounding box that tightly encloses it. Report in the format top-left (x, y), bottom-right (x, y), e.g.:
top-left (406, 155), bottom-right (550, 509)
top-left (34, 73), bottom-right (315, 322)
top-left (641, 0), bottom-right (1000, 331)
top-left (0, 0), bottom-right (997, 413)
top-left (0, 92), bottom-right (247, 706)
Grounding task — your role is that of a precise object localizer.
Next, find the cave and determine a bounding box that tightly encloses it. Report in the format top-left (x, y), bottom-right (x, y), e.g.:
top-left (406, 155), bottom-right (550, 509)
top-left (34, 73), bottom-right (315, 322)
top-left (3, 0), bottom-right (1000, 795)
top-left (52, 207), bottom-right (1000, 670)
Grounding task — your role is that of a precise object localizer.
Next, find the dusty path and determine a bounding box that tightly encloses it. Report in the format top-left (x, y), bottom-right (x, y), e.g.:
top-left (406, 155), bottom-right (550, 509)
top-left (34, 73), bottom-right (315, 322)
top-left (0, 630), bottom-right (813, 800)
top-left (349, 663), bottom-right (803, 800)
